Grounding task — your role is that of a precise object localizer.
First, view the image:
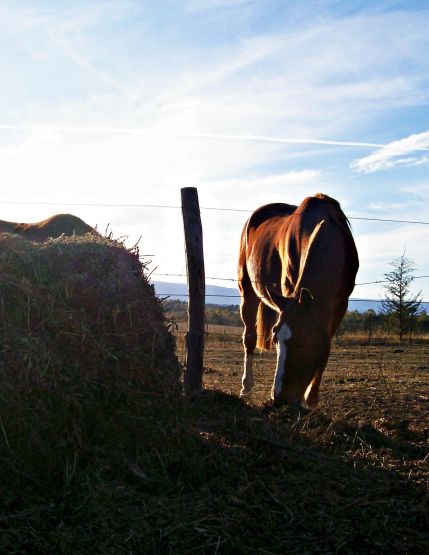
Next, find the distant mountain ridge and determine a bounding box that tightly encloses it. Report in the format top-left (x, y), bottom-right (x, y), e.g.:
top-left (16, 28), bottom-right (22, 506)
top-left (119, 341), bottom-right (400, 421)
top-left (153, 280), bottom-right (427, 313)
top-left (154, 281), bottom-right (240, 305)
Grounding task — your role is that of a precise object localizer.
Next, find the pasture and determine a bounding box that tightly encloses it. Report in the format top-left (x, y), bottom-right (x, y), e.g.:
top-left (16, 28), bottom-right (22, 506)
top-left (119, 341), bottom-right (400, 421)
top-left (1, 323), bottom-right (428, 553)
top-left (180, 328), bottom-right (429, 553)
top-left (198, 325), bottom-right (429, 426)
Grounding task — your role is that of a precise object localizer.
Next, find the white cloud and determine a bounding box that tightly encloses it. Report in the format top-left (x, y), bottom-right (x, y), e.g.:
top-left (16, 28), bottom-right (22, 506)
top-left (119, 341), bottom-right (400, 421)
top-left (185, 0), bottom-right (252, 13)
top-left (366, 201), bottom-right (420, 213)
top-left (354, 223), bottom-right (429, 287)
top-left (197, 170), bottom-right (325, 223)
top-left (351, 130), bottom-right (429, 173)
top-left (401, 183), bottom-right (429, 200)
top-left (0, 2), bottom-right (135, 36)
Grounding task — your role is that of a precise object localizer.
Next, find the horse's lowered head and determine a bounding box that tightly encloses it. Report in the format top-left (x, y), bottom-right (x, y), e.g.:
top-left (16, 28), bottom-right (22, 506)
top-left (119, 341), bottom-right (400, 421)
top-left (267, 287), bottom-right (331, 409)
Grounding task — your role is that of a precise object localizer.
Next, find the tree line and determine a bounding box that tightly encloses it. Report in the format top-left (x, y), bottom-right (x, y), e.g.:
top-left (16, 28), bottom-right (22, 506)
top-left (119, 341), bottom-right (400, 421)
top-left (163, 301), bottom-right (429, 339)
top-left (163, 254), bottom-right (428, 343)
top-left (164, 299), bottom-right (242, 328)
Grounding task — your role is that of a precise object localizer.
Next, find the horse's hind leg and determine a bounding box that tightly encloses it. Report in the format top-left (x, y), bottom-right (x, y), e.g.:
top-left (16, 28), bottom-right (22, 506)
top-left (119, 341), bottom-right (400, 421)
top-left (239, 288), bottom-right (259, 397)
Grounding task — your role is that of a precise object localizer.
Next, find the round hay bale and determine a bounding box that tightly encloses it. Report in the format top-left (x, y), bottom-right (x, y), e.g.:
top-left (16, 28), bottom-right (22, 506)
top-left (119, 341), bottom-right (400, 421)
top-left (0, 232), bottom-right (179, 391)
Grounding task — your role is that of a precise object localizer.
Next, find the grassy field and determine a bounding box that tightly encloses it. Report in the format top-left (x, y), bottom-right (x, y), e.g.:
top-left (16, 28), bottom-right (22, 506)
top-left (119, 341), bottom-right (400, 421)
top-left (1, 327), bottom-right (428, 554)
top-left (188, 327), bottom-right (429, 425)
top-left (177, 329), bottom-right (429, 553)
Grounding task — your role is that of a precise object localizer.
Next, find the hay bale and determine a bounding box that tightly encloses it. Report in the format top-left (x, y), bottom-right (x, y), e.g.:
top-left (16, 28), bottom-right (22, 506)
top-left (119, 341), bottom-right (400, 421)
top-left (0, 232), bottom-right (179, 390)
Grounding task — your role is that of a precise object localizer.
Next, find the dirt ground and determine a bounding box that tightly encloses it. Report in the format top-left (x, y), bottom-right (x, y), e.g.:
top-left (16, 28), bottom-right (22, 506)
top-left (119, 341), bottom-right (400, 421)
top-left (204, 338), bottom-right (428, 427)
top-left (173, 331), bottom-right (428, 552)
top-left (177, 330), bottom-right (429, 487)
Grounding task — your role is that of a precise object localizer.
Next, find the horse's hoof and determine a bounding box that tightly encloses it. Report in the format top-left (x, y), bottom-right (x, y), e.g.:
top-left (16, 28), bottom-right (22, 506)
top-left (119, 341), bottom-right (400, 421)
top-left (239, 389), bottom-right (252, 397)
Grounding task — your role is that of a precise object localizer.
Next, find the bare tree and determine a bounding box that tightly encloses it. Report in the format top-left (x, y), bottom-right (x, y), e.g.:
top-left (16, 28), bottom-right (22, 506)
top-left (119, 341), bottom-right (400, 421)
top-left (381, 252), bottom-right (423, 342)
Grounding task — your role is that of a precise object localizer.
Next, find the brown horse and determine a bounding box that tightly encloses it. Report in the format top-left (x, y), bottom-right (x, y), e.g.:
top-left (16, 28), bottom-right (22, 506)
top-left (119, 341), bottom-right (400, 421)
top-left (0, 214), bottom-right (95, 241)
top-left (238, 193), bottom-right (359, 408)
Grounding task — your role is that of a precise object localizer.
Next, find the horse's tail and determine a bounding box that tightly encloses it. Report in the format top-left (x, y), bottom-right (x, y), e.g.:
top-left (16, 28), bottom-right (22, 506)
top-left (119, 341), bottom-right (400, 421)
top-left (256, 302), bottom-right (278, 351)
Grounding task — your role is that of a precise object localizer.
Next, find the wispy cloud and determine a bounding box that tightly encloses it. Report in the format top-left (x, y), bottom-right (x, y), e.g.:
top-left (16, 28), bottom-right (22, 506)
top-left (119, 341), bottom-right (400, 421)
top-left (1, 2), bottom-right (429, 299)
top-left (0, 124), bottom-right (386, 149)
top-left (401, 183), bottom-right (429, 199)
top-left (198, 170), bottom-right (325, 215)
top-left (0, 2), bottom-right (135, 39)
top-left (3, 5), bottom-right (429, 146)
top-left (185, 0), bottom-right (252, 13)
top-left (351, 130), bottom-right (429, 173)
top-left (216, 169), bottom-right (320, 186)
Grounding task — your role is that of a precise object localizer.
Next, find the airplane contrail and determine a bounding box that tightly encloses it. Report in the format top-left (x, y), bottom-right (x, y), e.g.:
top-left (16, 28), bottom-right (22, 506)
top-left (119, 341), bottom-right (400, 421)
top-left (186, 132), bottom-right (387, 149)
top-left (1, 124), bottom-right (428, 151)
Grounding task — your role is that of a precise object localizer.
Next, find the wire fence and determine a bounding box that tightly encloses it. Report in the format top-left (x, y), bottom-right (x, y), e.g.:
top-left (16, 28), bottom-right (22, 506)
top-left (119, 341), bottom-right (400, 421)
top-left (3, 200), bottom-right (429, 225)
top-left (3, 197), bottom-right (428, 420)
top-left (3, 199), bottom-right (429, 305)
top-left (152, 271), bottom-right (429, 305)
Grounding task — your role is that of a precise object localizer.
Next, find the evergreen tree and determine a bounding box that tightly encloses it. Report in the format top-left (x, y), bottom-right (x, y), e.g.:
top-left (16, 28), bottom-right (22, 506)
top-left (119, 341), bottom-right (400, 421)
top-left (381, 253), bottom-right (423, 342)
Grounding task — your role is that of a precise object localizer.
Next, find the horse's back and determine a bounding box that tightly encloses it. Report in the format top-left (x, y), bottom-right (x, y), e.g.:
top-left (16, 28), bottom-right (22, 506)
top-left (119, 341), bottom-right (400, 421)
top-left (245, 203), bottom-right (297, 236)
top-left (238, 203), bottom-right (296, 293)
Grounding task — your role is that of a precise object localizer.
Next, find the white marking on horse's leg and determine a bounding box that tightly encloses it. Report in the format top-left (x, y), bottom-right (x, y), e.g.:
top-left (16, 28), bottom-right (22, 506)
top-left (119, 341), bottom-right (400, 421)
top-left (304, 369), bottom-right (322, 409)
top-left (304, 381), bottom-right (313, 403)
top-left (271, 323), bottom-right (292, 400)
top-left (240, 353), bottom-right (254, 396)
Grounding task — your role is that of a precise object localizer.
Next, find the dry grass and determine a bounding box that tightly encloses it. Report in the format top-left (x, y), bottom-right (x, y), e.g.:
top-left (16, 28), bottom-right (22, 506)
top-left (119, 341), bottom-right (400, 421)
top-left (1, 272), bottom-right (427, 555)
top-left (0, 232), bottom-right (179, 386)
top-left (180, 331), bottom-right (429, 553)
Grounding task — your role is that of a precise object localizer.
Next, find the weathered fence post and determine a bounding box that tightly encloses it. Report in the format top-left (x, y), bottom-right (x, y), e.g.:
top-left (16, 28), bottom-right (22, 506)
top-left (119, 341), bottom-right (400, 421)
top-left (181, 187), bottom-right (205, 395)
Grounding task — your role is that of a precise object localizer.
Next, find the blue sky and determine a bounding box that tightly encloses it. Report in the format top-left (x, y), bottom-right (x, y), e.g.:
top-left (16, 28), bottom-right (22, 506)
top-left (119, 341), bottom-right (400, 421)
top-left (1, 0), bottom-right (428, 304)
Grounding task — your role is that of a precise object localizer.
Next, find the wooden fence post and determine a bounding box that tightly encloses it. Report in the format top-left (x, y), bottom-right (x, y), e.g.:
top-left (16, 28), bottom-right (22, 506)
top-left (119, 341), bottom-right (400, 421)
top-left (181, 187), bottom-right (205, 395)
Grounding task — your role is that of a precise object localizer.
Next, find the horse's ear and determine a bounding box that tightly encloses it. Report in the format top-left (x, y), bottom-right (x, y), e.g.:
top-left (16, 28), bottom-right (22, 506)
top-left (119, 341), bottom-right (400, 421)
top-left (299, 287), bottom-right (313, 311)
